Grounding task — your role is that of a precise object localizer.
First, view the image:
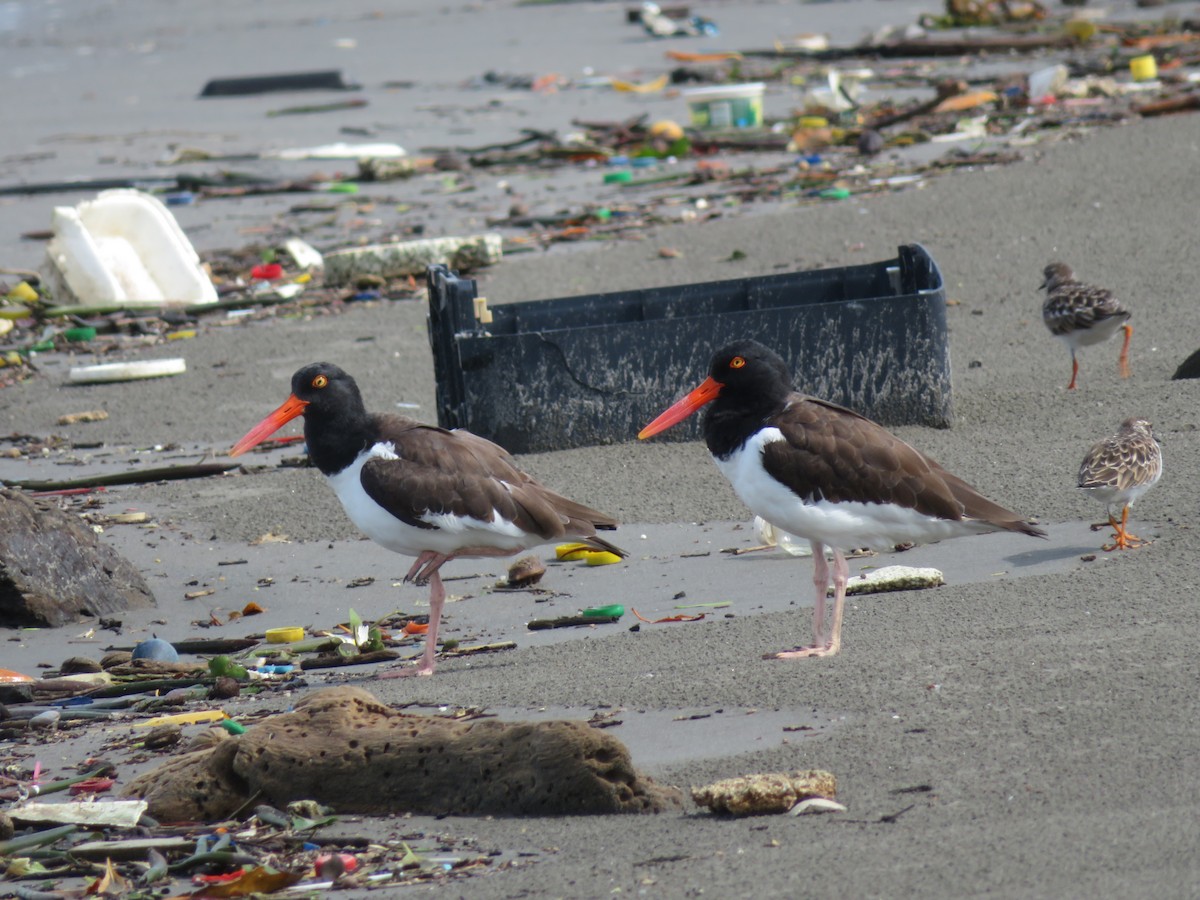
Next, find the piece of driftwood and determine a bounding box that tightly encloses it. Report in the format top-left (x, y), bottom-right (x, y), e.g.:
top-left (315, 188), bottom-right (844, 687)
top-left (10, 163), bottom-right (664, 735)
top-left (0, 487), bottom-right (155, 626)
top-left (124, 686), bottom-right (681, 820)
top-left (3, 462), bottom-right (239, 492)
top-left (1135, 93), bottom-right (1200, 118)
top-left (298, 649), bottom-right (399, 670)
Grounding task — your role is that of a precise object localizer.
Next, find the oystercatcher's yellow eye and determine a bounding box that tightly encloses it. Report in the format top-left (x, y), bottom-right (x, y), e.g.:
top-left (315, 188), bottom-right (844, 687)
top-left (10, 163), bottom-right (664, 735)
top-left (312, 374), bottom-right (328, 389)
top-left (730, 356), bottom-right (746, 369)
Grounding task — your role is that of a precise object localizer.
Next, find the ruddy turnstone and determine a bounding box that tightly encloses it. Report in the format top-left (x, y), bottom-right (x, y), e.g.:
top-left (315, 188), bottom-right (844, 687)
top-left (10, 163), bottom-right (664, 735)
top-left (231, 363), bottom-right (627, 675)
top-left (1078, 417), bottom-right (1162, 551)
top-left (639, 339), bottom-right (1045, 659)
top-left (1040, 262), bottom-right (1132, 390)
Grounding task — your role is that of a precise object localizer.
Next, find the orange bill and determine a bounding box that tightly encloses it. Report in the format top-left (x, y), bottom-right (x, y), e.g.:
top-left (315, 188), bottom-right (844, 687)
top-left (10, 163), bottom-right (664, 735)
top-left (230, 394), bottom-right (309, 457)
top-left (638, 376), bottom-right (722, 439)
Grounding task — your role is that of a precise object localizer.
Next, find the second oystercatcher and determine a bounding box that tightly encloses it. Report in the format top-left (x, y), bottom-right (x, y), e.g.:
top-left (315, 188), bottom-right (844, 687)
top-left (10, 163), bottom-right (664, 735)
top-left (230, 363), bottom-right (626, 675)
top-left (1041, 262), bottom-right (1132, 390)
top-left (639, 339), bottom-right (1045, 659)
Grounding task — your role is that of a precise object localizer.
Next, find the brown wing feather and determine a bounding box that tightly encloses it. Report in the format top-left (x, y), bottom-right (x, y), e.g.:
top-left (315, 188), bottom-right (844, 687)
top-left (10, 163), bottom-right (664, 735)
top-left (360, 415), bottom-right (625, 554)
top-left (764, 396), bottom-right (1044, 537)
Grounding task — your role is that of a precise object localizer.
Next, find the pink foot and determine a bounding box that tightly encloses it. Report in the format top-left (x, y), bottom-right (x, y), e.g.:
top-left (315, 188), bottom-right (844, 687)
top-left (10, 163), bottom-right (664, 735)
top-left (377, 663), bottom-right (434, 678)
top-left (766, 644), bottom-right (838, 660)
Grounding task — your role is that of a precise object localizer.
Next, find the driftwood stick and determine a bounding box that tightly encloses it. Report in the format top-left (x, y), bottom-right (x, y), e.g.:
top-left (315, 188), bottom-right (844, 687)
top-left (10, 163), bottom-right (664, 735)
top-left (4, 462), bottom-right (240, 492)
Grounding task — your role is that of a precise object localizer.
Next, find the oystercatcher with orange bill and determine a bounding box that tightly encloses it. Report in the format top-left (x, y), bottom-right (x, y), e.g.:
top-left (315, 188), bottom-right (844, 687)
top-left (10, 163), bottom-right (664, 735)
top-left (639, 340), bottom-right (1045, 659)
top-left (231, 363), bottom-right (626, 676)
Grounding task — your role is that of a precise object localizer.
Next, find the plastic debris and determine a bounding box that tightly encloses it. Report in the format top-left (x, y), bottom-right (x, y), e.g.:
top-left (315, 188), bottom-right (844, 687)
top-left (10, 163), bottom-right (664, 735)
top-left (268, 142), bottom-right (406, 161)
top-left (68, 358), bottom-right (187, 384)
top-left (265, 626), bottom-right (306, 643)
top-left (840, 565), bottom-right (945, 596)
top-left (41, 189), bottom-right (218, 309)
top-left (200, 69), bottom-right (360, 97)
top-left (131, 638), bottom-right (180, 663)
top-left (10, 799), bottom-right (148, 828)
top-left (322, 233), bottom-right (502, 284)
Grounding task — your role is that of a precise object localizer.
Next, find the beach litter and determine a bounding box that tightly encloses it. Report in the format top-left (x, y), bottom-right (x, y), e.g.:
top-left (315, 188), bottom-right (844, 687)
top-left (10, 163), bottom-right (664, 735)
top-left (840, 565), bottom-right (946, 596)
top-left (41, 189), bottom-right (218, 310)
top-left (4, 2), bottom-right (1197, 386)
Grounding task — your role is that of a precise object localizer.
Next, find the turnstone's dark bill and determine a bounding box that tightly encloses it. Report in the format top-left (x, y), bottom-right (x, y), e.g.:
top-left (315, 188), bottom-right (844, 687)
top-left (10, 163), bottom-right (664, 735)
top-left (1040, 262), bottom-right (1132, 390)
top-left (231, 363), bottom-right (626, 676)
top-left (639, 340), bottom-right (1045, 659)
top-left (1078, 417), bottom-right (1162, 551)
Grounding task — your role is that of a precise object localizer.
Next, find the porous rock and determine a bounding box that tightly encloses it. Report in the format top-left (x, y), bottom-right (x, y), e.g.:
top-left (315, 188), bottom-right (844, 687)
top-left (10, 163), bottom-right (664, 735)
top-left (692, 769), bottom-right (838, 816)
top-left (0, 488), bottom-right (155, 627)
top-left (124, 686), bottom-right (682, 821)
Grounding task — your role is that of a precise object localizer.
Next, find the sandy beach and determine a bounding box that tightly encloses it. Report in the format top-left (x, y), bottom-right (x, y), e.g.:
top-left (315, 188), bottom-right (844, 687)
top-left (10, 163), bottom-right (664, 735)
top-left (3, 1), bottom-right (1200, 897)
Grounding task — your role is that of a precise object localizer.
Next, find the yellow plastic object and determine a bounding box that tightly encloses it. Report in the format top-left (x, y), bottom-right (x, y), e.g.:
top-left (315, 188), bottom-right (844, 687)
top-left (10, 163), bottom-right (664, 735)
top-left (611, 74), bottom-right (669, 94)
top-left (1130, 55), bottom-right (1157, 82)
top-left (585, 551), bottom-right (623, 567)
top-left (555, 542), bottom-right (594, 561)
top-left (265, 626), bottom-right (305, 643)
top-left (649, 120), bottom-right (684, 141)
top-left (7, 281), bottom-right (38, 303)
top-left (135, 710), bottom-right (227, 727)
top-left (1066, 19), bottom-right (1096, 41)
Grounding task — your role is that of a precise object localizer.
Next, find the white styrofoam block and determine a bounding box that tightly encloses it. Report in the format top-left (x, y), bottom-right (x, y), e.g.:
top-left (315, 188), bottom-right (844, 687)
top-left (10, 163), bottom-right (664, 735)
top-left (42, 189), bottom-right (218, 308)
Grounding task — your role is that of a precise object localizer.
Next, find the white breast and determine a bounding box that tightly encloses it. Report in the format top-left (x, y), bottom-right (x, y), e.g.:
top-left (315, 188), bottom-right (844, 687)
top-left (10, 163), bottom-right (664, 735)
top-left (714, 428), bottom-right (994, 552)
top-left (327, 443), bottom-right (536, 559)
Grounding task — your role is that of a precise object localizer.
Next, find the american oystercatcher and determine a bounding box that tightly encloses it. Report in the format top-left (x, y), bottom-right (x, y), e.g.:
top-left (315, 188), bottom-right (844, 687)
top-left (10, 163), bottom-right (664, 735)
top-left (230, 363), bottom-right (626, 675)
top-left (639, 340), bottom-right (1045, 659)
top-left (1078, 417), bottom-right (1162, 551)
top-left (1041, 262), bottom-right (1132, 390)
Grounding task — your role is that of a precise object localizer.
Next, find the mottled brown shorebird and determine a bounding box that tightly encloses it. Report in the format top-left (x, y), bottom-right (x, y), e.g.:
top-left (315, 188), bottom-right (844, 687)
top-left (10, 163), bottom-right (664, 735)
top-left (1041, 262), bottom-right (1132, 390)
top-left (639, 340), bottom-right (1045, 659)
top-left (1078, 418), bottom-right (1162, 551)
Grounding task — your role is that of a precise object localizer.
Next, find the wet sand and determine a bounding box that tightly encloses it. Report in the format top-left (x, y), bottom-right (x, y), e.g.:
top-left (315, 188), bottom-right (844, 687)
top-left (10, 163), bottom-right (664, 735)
top-left (3, 1), bottom-right (1200, 897)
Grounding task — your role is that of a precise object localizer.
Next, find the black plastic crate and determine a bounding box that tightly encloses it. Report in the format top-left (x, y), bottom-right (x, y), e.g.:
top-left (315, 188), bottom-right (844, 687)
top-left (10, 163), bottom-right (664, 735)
top-left (427, 244), bottom-right (951, 454)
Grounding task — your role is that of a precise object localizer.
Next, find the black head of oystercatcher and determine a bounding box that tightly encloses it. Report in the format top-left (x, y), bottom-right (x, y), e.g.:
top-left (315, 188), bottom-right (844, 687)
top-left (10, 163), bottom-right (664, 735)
top-left (1040, 262), bottom-right (1132, 390)
top-left (639, 339), bottom-right (1045, 659)
top-left (231, 362), bottom-right (627, 675)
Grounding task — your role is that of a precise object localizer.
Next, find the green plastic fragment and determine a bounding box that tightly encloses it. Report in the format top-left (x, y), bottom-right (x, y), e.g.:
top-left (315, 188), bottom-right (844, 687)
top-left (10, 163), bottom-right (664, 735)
top-left (582, 604), bottom-right (625, 618)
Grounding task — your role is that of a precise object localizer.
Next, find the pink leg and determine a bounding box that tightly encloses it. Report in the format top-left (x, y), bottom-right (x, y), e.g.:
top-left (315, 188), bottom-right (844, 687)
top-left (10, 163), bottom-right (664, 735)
top-left (767, 542), bottom-right (848, 660)
top-left (1067, 353), bottom-right (1079, 391)
top-left (405, 551), bottom-right (450, 586)
top-left (386, 545), bottom-right (524, 677)
top-left (381, 570), bottom-right (446, 678)
top-left (810, 546), bottom-right (830, 645)
top-left (416, 572), bottom-right (446, 675)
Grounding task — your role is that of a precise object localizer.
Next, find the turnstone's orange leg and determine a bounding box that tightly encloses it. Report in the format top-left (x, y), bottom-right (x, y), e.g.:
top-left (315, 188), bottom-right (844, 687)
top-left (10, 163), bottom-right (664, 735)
top-left (1103, 506), bottom-right (1149, 551)
top-left (1118, 323), bottom-right (1133, 379)
top-left (769, 545), bottom-right (848, 659)
top-left (1067, 353), bottom-right (1080, 391)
